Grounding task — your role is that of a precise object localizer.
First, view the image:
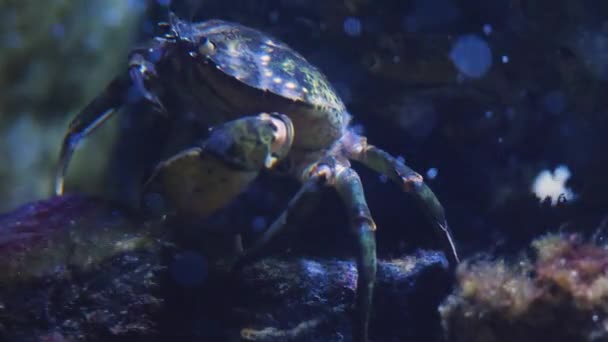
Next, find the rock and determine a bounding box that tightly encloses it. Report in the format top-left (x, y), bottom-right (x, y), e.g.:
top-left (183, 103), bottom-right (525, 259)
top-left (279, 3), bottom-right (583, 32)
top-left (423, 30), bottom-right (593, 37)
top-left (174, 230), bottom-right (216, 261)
top-left (162, 250), bottom-right (451, 342)
top-left (0, 195), bottom-right (452, 341)
top-left (0, 195), bottom-right (164, 341)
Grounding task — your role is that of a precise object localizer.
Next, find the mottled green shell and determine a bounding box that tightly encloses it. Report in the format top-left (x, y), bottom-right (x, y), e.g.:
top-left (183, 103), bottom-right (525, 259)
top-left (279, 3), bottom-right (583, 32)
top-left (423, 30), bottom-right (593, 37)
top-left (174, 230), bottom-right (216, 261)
top-left (188, 19), bottom-right (346, 113)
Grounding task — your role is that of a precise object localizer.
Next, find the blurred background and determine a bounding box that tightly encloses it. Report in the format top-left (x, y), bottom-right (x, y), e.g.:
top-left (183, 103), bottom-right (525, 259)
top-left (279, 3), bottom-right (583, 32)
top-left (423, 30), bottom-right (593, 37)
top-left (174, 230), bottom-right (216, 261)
top-left (1, 0), bottom-right (608, 259)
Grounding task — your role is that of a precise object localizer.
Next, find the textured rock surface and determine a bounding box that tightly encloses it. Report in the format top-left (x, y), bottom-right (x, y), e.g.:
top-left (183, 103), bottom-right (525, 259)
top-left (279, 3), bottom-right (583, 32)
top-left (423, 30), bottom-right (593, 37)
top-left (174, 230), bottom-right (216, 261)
top-left (0, 195), bottom-right (164, 341)
top-left (0, 196), bottom-right (452, 341)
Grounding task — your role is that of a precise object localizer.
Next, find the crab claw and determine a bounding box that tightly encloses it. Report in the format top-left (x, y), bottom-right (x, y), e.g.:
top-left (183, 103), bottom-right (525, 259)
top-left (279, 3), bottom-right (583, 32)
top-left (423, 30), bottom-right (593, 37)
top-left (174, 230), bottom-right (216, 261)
top-left (141, 113), bottom-right (294, 220)
top-left (128, 53), bottom-right (167, 113)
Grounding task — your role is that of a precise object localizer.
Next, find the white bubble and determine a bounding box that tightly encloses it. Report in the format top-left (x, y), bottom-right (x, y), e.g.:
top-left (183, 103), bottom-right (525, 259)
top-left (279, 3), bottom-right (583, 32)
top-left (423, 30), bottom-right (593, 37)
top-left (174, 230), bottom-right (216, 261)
top-left (501, 55), bottom-right (509, 63)
top-left (449, 35), bottom-right (492, 78)
top-left (532, 165), bottom-right (575, 205)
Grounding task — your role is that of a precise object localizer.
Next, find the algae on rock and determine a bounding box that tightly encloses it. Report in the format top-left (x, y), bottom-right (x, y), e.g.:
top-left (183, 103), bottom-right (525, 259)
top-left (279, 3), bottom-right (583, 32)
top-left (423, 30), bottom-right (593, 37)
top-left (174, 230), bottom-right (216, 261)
top-left (440, 233), bottom-right (608, 342)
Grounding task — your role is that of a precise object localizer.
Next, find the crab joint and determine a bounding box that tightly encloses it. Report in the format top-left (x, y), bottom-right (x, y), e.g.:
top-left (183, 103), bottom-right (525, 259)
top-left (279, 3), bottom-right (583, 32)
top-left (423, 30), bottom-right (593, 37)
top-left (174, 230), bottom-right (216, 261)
top-left (401, 171), bottom-right (424, 192)
top-left (259, 112), bottom-right (294, 167)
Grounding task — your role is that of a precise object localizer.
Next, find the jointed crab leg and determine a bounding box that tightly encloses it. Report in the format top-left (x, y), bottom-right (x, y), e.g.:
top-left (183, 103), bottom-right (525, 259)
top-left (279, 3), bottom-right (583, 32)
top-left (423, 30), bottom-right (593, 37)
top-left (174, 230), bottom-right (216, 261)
top-left (332, 164), bottom-right (377, 342)
top-left (233, 170), bottom-right (326, 269)
top-left (54, 41), bottom-right (171, 196)
top-left (348, 140), bottom-right (460, 265)
top-left (234, 159), bottom-right (377, 341)
top-left (54, 74), bottom-right (131, 195)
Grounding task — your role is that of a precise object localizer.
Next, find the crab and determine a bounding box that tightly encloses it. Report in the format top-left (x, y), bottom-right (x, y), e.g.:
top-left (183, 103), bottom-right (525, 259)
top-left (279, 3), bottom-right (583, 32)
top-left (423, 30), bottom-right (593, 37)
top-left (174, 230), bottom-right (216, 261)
top-left (53, 14), bottom-right (459, 342)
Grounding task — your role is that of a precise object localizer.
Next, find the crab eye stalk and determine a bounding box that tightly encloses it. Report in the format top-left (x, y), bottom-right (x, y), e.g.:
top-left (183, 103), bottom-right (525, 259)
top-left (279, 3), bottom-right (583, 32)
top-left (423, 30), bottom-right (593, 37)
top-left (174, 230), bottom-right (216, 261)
top-left (198, 38), bottom-right (216, 55)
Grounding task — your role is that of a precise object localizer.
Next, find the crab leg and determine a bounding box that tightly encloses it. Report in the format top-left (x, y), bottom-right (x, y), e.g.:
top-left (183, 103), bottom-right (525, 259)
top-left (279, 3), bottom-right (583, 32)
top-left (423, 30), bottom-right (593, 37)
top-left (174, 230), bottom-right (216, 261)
top-left (232, 172), bottom-right (326, 269)
top-left (332, 164), bottom-right (377, 342)
top-left (234, 159), bottom-right (377, 341)
top-left (54, 74), bottom-right (131, 195)
top-left (348, 140), bottom-right (460, 265)
top-left (54, 41), bottom-right (170, 196)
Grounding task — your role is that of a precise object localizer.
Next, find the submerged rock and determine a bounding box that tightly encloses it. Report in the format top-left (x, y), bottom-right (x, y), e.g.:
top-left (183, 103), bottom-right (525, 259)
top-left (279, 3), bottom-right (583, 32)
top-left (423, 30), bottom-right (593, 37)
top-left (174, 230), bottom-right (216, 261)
top-left (0, 195), bottom-right (164, 341)
top-left (162, 251), bottom-right (451, 342)
top-left (0, 196), bottom-right (452, 341)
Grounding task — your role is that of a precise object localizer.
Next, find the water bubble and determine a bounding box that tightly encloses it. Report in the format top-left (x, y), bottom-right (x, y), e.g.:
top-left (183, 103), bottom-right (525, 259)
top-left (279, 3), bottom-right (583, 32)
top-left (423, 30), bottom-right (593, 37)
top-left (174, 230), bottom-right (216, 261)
top-left (449, 35), bottom-right (492, 78)
top-left (483, 24), bottom-right (493, 36)
top-left (484, 110), bottom-right (494, 119)
top-left (426, 168), bottom-right (439, 180)
top-left (531, 165), bottom-right (575, 206)
top-left (501, 55), bottom-right (509, 63)
top-left (343, 17), bottom-right (362, 37)
top-left (170, 251), bottom-right (208, 288)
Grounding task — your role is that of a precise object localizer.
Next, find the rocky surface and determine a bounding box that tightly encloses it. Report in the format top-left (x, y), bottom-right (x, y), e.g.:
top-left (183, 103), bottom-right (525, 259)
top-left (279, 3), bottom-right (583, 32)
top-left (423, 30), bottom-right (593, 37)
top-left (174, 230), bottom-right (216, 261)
top-left (0, 195), bottom-right (452, 341)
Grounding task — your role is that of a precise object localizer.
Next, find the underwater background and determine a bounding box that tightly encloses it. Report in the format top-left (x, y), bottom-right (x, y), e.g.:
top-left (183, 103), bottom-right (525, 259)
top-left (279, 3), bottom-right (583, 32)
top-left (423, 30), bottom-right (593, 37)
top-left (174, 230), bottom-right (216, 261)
top-left (1, 0), bottom-right (608, 341)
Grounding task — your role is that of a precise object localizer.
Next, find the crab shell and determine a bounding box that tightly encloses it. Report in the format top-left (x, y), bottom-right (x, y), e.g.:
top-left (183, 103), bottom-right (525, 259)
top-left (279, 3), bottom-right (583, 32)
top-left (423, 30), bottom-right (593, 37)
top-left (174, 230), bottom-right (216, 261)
top-left (171, 17), bottom-right (351, 153)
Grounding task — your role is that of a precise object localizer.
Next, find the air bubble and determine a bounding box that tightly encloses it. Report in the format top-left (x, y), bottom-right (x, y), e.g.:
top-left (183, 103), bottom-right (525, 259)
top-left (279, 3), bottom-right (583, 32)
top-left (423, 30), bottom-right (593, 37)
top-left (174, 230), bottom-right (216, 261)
top-left (343, 17), bottom-right (362, 37)
top-left (449, 35), bottom-right (492, 78)
top-left (426, 168), bottom-right (439, 180)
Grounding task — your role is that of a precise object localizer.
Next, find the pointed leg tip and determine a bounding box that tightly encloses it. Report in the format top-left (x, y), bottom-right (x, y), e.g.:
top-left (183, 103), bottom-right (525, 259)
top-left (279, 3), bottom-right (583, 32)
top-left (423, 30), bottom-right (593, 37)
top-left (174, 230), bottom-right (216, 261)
top-left (437, 221), bottom-right (460, 265)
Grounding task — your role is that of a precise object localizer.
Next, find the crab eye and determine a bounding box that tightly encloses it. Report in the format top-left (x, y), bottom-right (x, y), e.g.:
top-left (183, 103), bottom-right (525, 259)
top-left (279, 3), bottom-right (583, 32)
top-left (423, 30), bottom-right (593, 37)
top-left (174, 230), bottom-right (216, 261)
top-left (198, 38), bottom-right (216, 55)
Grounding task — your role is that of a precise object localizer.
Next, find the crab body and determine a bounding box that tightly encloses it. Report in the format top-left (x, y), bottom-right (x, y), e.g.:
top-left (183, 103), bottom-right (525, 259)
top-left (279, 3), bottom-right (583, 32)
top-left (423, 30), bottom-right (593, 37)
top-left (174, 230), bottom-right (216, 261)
top-left (137, 17), bottom-right (348, 176)
top-left (54, 14), bottom-right (459, 342)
